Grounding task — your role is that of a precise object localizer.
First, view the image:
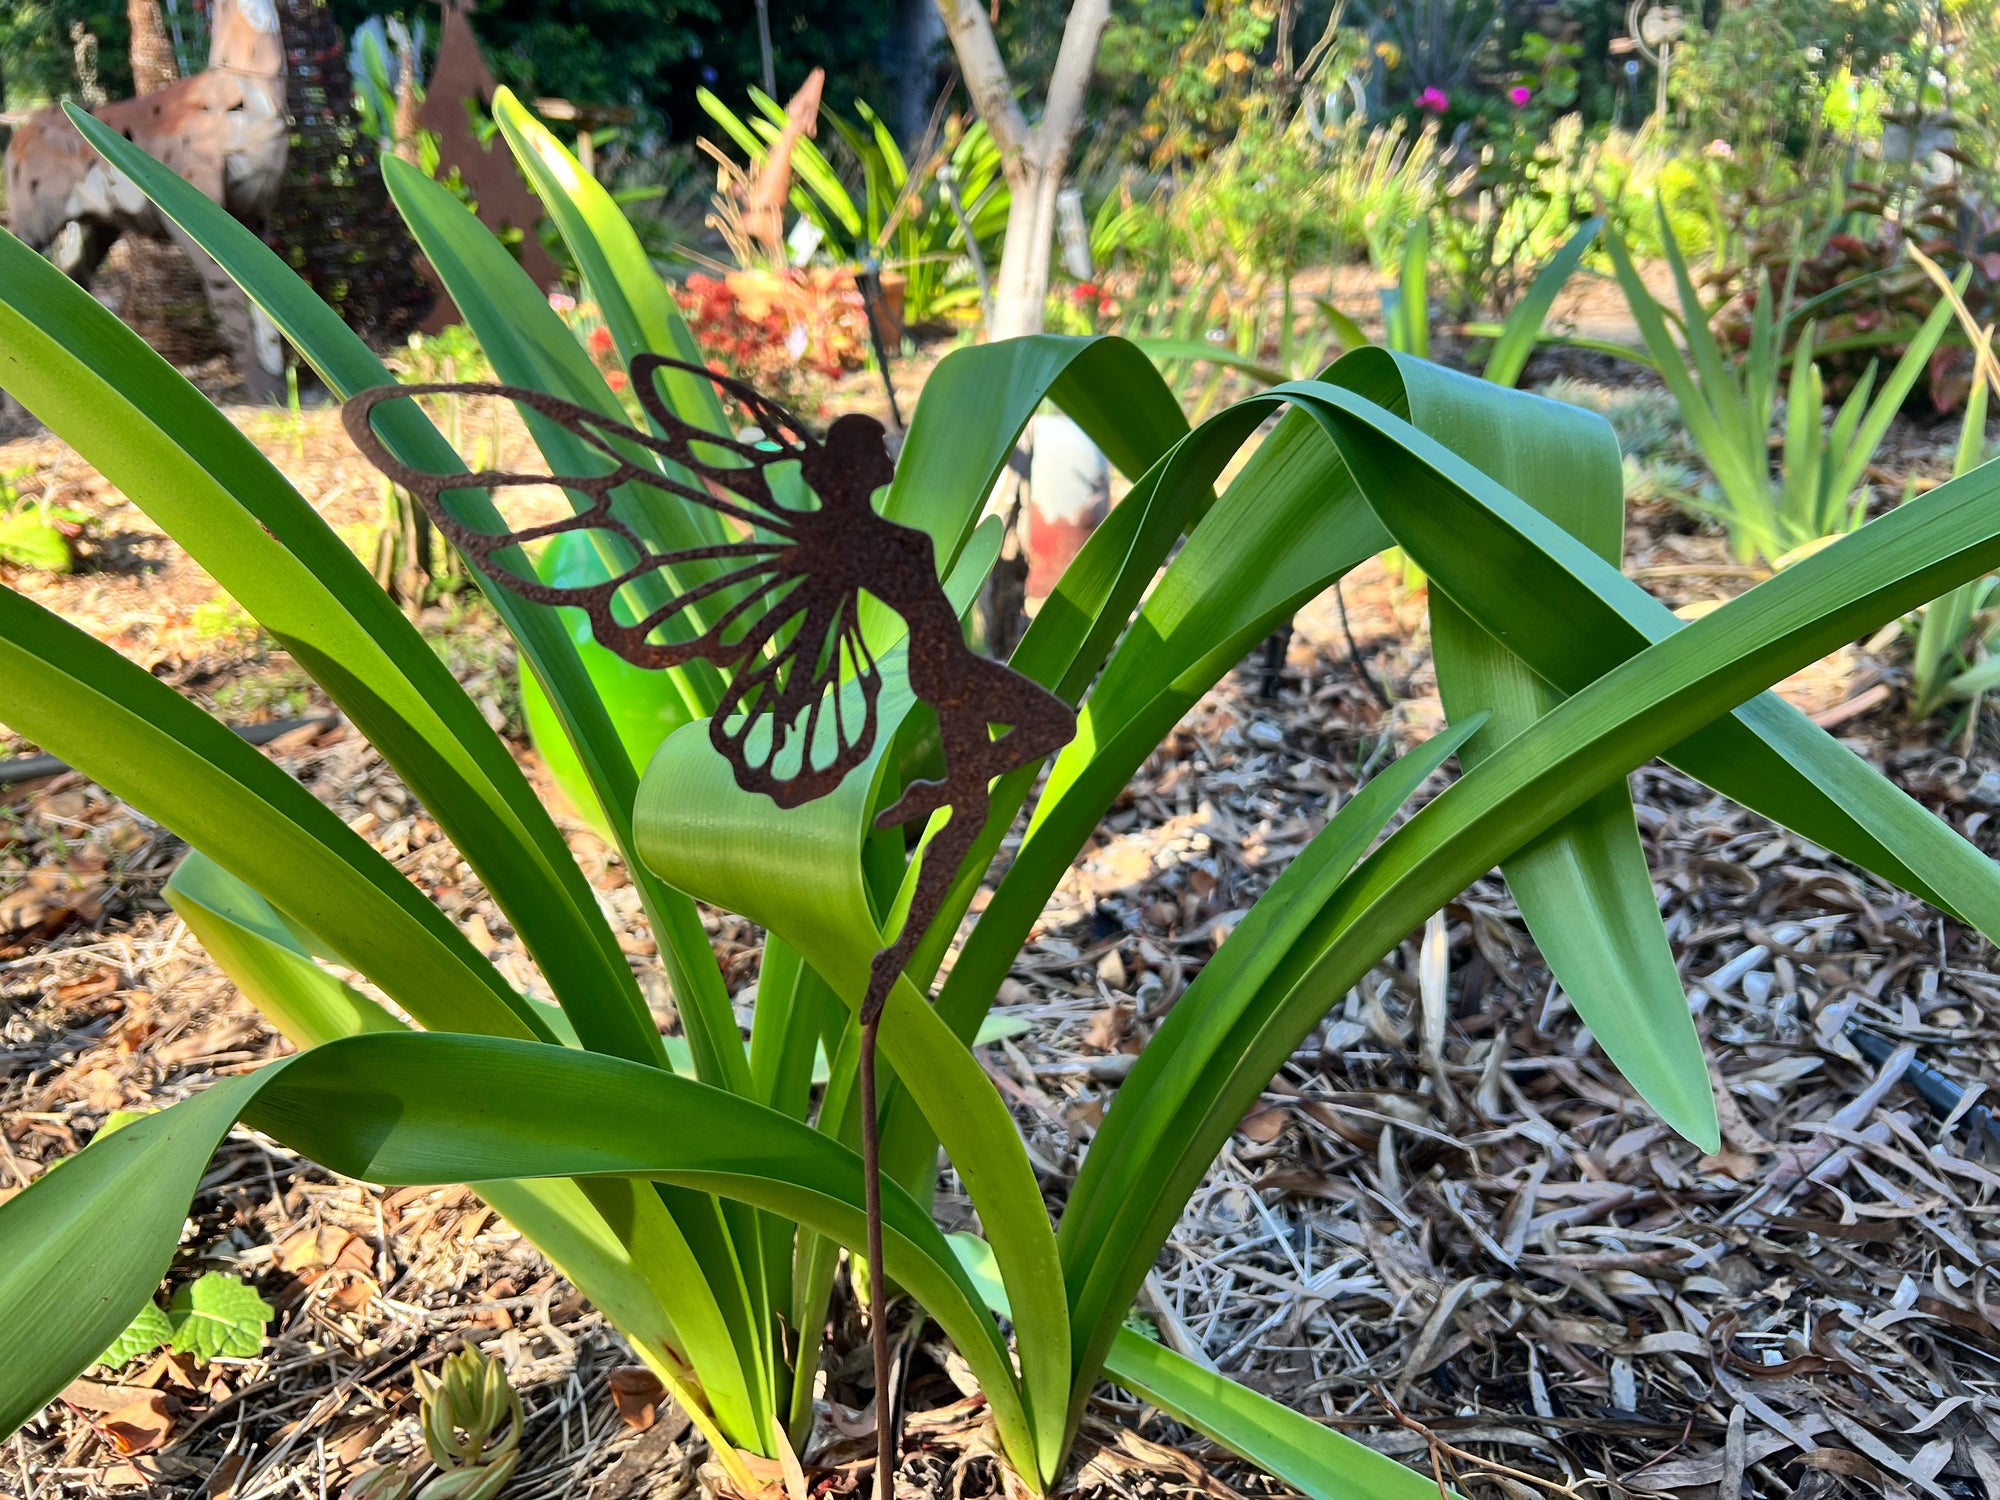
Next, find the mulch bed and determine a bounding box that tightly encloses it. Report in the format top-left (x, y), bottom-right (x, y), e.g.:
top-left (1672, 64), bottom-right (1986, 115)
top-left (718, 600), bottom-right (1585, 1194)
top-left (3, 366), bottom-right (2000, 1499)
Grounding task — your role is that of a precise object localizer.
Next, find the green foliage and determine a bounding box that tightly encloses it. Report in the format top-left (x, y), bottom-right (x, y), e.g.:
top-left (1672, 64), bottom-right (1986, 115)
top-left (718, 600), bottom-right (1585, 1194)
top-left (1116, 0), bottom-right (1285, 165)
top-left (11, 89), bottom-right (2000, 1500)
top-left (1147, 109), bottom-right (1441, 283)
top-left (696, 85), bottom-right (1006, 327)
top-left (1723, 172), bottom-right (2000, 415)
top-left (168, 1273), bottom-right (274, 1360)
top-left (0, 0), bottom-right (130, 109)
top-left (1430, 108), bottom-right (1600, 316)
top-left (95, 1274), bottom-right (271, 1368)
top-left (1351, 0), bottom-right (1502, 100)
top-left (444, 0), bottom-right (887, 139)
top-left (0, 465), bottom-right (80, 576)
top-left (1675, 0), bottom-right (1916, 163)
top-left (350, 17), bottom-right (423, 147)
top-left (0, 513), bottom-right (73, 575)
top-left (96, 1303), bottom-right (174, 1369)
top-left (1666, 0), bottom-right (1942, 283)
top-left (1606, 205), bottom-right (1957, 564)
top-left (1356, 214), bottom-right (1600, 386)
top-left (1905, 367), bottom-right (1998, 720)
top-left (418, 1347), bottom-right (522, 1491)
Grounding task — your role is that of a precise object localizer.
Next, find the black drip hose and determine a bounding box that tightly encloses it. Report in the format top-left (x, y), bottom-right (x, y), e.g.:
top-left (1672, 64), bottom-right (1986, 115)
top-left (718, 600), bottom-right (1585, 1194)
top-left (1847, 1022), bottom-right (2000, 1152)
top-left (0, 714), bottom-right (343, 788)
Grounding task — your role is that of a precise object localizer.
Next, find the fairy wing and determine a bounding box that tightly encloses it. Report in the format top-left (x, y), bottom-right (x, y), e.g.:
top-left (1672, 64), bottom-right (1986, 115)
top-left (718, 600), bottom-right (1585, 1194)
top-left (341, 365), bottom-right (885, 802)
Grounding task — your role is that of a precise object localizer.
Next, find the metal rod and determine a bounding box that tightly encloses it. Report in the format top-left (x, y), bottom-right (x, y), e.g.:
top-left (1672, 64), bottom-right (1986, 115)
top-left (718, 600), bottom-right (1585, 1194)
top-left (856, 262), bottom-right (906, 430)
top-left (859, 1012), bottom-right (896, 1498)
top-left (755, 0), bottom-right (776, 96)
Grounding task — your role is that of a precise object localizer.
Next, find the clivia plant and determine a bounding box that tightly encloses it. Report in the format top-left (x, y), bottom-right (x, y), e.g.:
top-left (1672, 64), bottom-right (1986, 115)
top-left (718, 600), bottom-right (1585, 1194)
top-left (5, 90), bottom-right (2000, 1500)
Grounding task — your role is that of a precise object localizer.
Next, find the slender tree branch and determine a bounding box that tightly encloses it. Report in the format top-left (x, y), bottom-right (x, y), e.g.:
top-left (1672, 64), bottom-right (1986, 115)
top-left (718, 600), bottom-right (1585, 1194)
top-left (1030, 0), bottom-right (1111, 171)
top-left (932, 0), bottom-right (1030, 161)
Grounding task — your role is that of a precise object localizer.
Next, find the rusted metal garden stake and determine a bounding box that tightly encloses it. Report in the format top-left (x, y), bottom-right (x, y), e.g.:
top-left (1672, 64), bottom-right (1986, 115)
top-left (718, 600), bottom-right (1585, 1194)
top-left (344, 356), bottom-right (1075, 1494)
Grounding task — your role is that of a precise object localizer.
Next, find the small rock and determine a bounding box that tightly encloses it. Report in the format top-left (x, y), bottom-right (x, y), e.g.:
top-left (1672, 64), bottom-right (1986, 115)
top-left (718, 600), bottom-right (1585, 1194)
top-left (1247, 720), bottom-right (1285, 749)
top-left (1088, 1053), bottom-right (1138, 1083)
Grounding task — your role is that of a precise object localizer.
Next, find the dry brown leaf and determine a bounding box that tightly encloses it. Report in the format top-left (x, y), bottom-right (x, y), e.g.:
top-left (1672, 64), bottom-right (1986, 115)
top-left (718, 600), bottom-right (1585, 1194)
top-left (52, 966), bottom-right (120, 1005)
top-left (1697, 1147), bottom-right (1762, 1182)
top-left (1081, 1003), bottom-right (1133, 1052)
top-left (699, 1450), bottom-right (794, 1500)
top-left (58, 1379), bottom-right (157, 1413)
top-left (1095, 949), bottom-right (1127, 990)
top-left (1237, 1105), bottom-right (1288, 1144)
top-left (607, 1366), bottom-right (669, 1430)
top-left (156, 1015), bottom-right (262, 1066)
top-left (0, 870), bottom-right (105, 954)
top-left (66, 1067), bottom-right (127, 1113)
top-left (97, 1392), bottom-right (175, 1455)
top-left (278, 1224), bottom-right (371, 1277)
top-left (326, 1279), bottom-right (375, 1314)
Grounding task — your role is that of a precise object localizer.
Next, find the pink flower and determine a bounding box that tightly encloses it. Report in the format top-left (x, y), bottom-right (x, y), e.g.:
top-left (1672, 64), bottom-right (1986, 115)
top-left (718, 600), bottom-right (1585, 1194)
top-left (1508, 85), bottom-right (1532, 107)
top-left (1417, 86), bottom-right (1450, 113)
top-left (548, 291), bottom-right (577, 314)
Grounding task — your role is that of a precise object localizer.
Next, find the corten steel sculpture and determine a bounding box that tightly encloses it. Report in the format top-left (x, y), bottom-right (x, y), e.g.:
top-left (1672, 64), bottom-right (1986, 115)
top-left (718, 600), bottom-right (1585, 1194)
top-left (5, 0), bottom-right (289, 398)
top-left (741, 67), bottom-right (826, 264)
top-left (345, 356), bottom-right (1074, 1486)
top-left (413, 0), bottom-right (560, 330)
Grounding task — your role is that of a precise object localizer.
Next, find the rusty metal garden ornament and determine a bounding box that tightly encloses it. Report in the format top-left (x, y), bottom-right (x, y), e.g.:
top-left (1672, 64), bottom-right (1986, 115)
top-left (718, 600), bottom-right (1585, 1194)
top-left (343, 355), bottom-right (1074, 1488)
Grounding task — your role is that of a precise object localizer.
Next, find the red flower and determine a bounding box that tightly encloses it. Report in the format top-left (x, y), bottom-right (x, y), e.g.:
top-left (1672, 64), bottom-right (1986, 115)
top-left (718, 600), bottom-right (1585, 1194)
top-left (606, 369), bottom-right (629, 392)
top-left (588, 325), bottom-right (614, 356)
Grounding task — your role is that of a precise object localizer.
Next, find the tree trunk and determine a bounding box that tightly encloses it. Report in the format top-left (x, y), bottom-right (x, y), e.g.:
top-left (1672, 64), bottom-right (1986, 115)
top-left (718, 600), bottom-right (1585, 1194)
top-left (932, 0), bottom-right (1110, 340)
top-left (988, 162), bottom-right (1063, 340)
top-left (127, 0), bottom-right (179, 93)
top-left (932, 0), bottom-right (1112, 588)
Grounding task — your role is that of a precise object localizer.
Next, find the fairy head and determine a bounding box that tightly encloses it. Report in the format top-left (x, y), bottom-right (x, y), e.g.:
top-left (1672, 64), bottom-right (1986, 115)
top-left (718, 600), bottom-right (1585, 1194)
top-left (815, 412), bottom-right (895, 511)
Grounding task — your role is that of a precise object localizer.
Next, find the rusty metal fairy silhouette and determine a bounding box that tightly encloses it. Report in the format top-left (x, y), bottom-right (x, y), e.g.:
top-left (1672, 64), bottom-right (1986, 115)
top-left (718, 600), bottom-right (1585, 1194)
top-left (344, 354), bottom-right (1075, 1486)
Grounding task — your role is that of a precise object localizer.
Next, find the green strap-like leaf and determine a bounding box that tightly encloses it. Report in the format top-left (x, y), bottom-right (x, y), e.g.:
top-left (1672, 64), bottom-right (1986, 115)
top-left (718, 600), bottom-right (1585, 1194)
top-left (165, 851), bottom-right (405, 1049)
top-left (1405, 357), bottom-right (1716, 1148)
top-left (1063, 380), bottom-right (2000, 1433)
top-left (375, 157), bottom-right (748, 1094)
top-left (162, 852), bottom-right (774, 1453)
top-left (50, 114), bottom-right (672, 1074)
top-left (0, 582), bottom-right (546, 1041)
top-left (1058, 718), bottom-right (1478, 1422)
top-left (1480, 217), bottom-right (1599, 388)
top-left (0, 1035), bottom-right (1030, 1474)
top-left (637, 607), bottom-right (1075, 1483)
top-left (491, 89), bottom-right (728, 435)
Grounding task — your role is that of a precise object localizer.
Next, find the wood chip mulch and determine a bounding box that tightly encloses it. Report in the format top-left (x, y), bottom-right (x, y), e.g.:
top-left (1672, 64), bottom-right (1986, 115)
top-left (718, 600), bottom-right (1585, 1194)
top-left (3, 388), bottom-right (2000, 1500)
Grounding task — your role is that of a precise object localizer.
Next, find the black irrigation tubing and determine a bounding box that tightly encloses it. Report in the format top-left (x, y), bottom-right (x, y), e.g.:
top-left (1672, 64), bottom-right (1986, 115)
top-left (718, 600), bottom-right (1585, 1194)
top-left (1848, 1021), bottom-right (2000, 1153)
top-left (0, 714), bottom-right (344, 788)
